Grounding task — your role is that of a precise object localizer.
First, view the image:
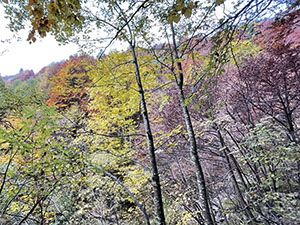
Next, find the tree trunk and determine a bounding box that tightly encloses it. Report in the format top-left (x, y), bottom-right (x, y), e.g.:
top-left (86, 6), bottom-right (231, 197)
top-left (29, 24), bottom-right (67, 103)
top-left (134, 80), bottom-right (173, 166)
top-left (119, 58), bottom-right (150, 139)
top-left (129, 43), bottom-right (166, 225)
top-left (217, 129), bottom-right (256, 224)
top-left (170, 23), bottom-right (214, 225)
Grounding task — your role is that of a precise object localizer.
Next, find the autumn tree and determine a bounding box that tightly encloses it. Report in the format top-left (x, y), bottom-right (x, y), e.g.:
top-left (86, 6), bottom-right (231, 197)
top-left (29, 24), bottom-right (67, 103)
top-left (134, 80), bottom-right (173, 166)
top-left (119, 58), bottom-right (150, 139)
top-left (0, 82), bottom-right (90, 224)
top-left (3, 1), bottom-right (168, 223)
top-left (1, 0), bottom-right (298, 224)
top-left (225, 10), bottom-right (300, 142)
top-left (213, 12), bottom-right (300, 223)
top-left (35, 61), bottom-right (64, 90)
top-left (47, 55), bottom-right (93, 112)
top-left (86, 50), bottom-right (159, 224)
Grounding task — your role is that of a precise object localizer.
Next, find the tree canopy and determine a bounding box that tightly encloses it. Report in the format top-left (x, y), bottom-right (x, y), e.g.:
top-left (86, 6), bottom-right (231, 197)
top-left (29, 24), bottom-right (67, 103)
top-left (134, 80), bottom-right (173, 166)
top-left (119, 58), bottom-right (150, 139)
top-left (0, 0), bottom-right (300, 224)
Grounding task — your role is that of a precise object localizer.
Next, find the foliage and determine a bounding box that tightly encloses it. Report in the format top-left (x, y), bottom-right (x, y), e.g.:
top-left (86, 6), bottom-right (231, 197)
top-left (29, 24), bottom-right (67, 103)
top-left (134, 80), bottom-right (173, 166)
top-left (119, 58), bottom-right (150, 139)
top-left (36, 62), bottom-right (64, 90)
top-left (47, 55), bottom-right (93, 112)
top-left (240, 117), bottom-right (299, 224)
top-left (2, 0), bottom-right (85, 43)
top-left (1, 1), bottom-right (300, 224)
top-left (85, 49), bottom-right (162, 223)
top-left (0, 81), bottom-right (90, 224)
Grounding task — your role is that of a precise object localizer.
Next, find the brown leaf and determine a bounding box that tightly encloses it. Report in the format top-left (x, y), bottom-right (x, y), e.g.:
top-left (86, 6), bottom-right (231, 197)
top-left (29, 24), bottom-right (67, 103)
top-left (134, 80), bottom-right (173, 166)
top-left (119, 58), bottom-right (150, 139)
top-left (29, 0), bottom-right (35, 6)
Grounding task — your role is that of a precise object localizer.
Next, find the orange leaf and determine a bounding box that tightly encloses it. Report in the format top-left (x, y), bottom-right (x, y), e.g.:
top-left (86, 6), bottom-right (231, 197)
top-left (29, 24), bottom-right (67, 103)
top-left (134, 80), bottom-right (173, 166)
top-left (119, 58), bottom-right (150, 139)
top-left (29, 0), bottom-right (35, 6)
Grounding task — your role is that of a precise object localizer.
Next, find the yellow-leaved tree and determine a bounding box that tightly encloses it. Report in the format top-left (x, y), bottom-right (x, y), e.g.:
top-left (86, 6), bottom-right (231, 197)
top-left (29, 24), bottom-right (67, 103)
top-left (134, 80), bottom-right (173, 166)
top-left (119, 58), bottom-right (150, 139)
top-left (84, 49), bottom-right (160, 224)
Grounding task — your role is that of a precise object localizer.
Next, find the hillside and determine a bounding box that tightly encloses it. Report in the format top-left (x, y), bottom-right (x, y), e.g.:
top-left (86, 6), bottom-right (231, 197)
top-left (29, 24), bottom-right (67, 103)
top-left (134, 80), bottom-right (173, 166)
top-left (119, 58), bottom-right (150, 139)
top-left (0, 2), bottom-right (299, 225)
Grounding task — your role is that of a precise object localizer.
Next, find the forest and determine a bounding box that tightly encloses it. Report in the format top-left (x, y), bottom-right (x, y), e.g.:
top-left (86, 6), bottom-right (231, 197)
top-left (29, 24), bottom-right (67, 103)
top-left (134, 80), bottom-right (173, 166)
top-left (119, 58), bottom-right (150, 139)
top-left (0, 0), bottom-right (299, 224)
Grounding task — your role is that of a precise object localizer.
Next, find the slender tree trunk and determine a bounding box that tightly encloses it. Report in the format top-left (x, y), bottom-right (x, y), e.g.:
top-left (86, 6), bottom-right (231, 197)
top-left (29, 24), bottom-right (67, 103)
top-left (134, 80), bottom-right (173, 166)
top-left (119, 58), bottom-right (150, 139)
top-left (92, 163), bottom-right (151, 225)
top-left (112, 3), bottom-right (165, 222)
top-left (217, 129), bottom-right (256, 224)
top-left (129, 43), bottom-right (166, 225)
top-left (170, 23), bottom-right (214, 225)
top-left (105, 170), bottom-right (151, 225)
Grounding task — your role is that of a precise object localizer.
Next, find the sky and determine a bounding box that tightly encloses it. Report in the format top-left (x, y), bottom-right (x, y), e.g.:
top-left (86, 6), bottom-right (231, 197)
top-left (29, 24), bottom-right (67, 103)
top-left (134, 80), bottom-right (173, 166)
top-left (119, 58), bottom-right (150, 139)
top-left (0, 1), bottom-right (275, 78)
top-left (0, 6), bottom-right (79, 77)
top-left (0, 2), bottom-right (227, 78)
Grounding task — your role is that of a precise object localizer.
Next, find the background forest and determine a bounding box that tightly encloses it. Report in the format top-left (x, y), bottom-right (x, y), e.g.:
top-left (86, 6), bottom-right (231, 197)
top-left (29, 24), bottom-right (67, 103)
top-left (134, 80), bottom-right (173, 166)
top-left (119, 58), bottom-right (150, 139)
top-left (0, 0), bottom-right (299, 224)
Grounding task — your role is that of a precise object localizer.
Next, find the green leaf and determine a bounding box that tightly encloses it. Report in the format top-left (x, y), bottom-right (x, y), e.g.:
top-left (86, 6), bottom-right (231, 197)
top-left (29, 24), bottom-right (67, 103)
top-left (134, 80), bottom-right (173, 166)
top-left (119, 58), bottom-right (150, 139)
top-left (216, 0), bottom-right (225, 6)
top-left (168, 11), bottom-right (181, 24)
top-left (173, 14), bottom-right (181, 23)
top-left (184, 7), bottom-right (192, 18)
top-left (175, 0), bottom-right (185, 11)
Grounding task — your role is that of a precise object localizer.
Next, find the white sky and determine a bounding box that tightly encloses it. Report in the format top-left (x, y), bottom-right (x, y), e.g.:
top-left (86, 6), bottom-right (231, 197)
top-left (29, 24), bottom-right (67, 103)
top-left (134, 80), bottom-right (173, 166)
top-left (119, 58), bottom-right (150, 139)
top-left (0, 1), bottom-right (228, 78)
top-left (0, 0), bottom-right (269, 78)
top-left (0, 6), bottom-right (79, 77)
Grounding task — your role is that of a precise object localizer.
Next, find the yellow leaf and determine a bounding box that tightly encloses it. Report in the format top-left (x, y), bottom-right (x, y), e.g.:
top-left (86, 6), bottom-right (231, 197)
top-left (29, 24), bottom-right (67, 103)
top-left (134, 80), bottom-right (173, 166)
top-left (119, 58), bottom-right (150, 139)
top-left (221, 209), bottom-right (230, 214)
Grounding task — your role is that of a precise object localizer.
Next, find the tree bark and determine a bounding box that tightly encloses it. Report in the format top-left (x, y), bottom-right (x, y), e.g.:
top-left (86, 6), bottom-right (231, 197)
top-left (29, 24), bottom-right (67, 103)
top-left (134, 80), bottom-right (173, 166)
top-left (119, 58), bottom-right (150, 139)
top-left (170, 23), bottom-right (214, 225)
top-left (217, 129), bottom-right (256, 224)
top-left (113, 2), bottom-right (166, 222)
top-left (129, 43), bottom-right (166, 225)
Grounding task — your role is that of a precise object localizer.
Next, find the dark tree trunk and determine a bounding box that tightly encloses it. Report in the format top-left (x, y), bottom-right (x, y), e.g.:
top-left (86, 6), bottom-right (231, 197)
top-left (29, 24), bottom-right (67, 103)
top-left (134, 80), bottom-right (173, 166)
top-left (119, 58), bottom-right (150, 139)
top-left (129, 43), bottom-right (166, 225)
top-left (217, 129), bottom-right (256, 224)
top-left (170, 23), bottom-right (214, 225)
